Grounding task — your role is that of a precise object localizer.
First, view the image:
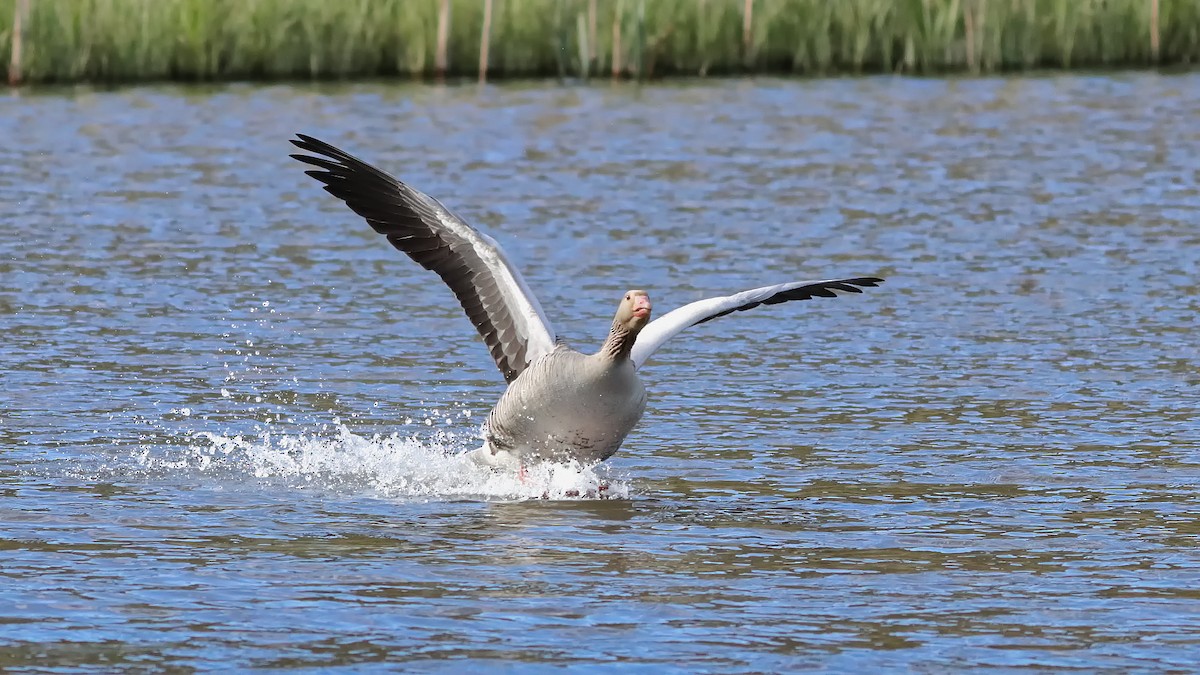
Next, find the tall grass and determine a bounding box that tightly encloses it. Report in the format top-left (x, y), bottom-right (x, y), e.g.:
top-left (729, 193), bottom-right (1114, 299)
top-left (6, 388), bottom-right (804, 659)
top-left (1, 0), bottom-right (1197, 84)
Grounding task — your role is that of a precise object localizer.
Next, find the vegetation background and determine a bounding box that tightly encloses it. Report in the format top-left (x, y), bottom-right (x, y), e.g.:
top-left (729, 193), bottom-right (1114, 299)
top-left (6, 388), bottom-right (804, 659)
top-left (3, 0), bottom-right (1198, 85)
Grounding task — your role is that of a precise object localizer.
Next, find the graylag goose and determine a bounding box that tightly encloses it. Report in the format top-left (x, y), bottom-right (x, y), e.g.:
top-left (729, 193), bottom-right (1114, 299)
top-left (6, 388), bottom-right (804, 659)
top-left (290, 134), bottom-right (883, 472)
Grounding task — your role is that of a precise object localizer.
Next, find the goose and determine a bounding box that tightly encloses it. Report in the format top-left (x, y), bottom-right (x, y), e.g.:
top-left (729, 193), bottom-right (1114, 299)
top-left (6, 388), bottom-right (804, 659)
top-left (290, 134), bottom-right (883, 473)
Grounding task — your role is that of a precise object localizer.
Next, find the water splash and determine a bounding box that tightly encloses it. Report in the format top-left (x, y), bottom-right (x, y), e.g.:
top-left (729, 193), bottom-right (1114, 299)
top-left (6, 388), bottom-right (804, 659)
top-left (133, 425), bottom-right (630, 502)
top-left (107, 294), bottom-right (633, 501)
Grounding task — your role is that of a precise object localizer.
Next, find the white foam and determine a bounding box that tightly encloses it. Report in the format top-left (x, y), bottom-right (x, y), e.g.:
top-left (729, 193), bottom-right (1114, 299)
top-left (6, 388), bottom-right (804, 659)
top-left (135, 425), bottom-right (629, 502)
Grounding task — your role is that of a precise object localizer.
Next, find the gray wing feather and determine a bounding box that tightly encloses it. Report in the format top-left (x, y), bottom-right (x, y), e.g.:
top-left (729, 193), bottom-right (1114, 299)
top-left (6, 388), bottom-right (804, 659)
top-left (290, 134), bottom-right (557, 383)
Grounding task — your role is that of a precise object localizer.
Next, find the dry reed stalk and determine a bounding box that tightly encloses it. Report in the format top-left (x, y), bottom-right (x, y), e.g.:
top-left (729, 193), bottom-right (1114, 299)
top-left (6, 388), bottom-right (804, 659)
top-left (588, 0), bottom-right (597, 71)
top-left (742, 0), bottom-right (753, 66)
top-left (479, 0), bottom-right (493, 82)
top-left (635, 0), bottom-right (645, 79)
top-left (978, 0), bottom-right (988, 70)
top-left (965, 0), bottom-right (977, 73)
top-left (577, 12), bottom-right (589, 79)
top-left (435, 0), bottom-right (451, 79)
top-left (1150, 0), bottom-right (1160, 61)
top-left (613, 0), bottom-right (623, 77)
top-left (8, 0), bottom-right (30, 86)
top-left (554, 0), bottom-right (566, 81)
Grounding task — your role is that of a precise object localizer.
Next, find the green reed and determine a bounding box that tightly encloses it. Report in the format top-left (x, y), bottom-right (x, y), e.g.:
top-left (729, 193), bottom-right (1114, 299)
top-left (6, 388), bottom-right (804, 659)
top-left (2, 0), bottom-right (1197, 84)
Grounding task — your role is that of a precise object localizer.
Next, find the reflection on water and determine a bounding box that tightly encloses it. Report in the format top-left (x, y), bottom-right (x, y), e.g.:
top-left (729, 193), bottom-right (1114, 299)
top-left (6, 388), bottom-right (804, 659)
top-left (2, 74), bottom-right (1199, 670)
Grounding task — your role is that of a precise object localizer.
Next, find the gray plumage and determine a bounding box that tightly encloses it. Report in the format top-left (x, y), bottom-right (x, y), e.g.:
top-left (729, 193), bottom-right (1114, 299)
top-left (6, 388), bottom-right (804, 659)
top-left (290, 133), bottom-right (555, 383)
top-left (481, 345), bottom-right (646, 467)
top-left (290, 134), bottom-right (884, 471)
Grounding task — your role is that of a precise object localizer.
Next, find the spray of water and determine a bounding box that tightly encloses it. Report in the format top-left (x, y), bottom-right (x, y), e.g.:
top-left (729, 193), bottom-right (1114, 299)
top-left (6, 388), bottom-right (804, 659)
top-left (119, 293), bottom-right (632, 501)
top-left (132, 424), bottom-right (629, 502)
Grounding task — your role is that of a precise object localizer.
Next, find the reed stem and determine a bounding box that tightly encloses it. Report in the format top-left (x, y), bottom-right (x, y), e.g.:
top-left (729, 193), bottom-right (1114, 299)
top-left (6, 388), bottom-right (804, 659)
top-left (612, 0), bottom-right (623, 78)
top-left (479, 0), bottom-right (493, 82)
top-left (742, 0), bottom-right (753, 68)
top-left (965, 0), bottom-right (977, 73)
top-left (435, 0), bottom-right (451, 80)
top-left (554, 0), bottom-right (566, 82)
top-left (577, 11), bottom-right (589, 80)
top-left (1150, 0), bottom-right (1160, 61)
top-left (587, 0), bottom-right (597, 72)
top-left (7, 0), bottom-right (30, 86)
top-left (635, 0), bottom-right (645, 80)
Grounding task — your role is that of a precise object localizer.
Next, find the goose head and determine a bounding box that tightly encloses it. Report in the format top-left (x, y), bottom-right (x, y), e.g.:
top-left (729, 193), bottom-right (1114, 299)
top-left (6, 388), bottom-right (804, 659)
top-left (615, 290), bottom-right (652, 334)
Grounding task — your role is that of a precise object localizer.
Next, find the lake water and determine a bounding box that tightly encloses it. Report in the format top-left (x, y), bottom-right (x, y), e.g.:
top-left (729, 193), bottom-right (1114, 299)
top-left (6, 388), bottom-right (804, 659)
top-left (2, 73), bottom-right (1198, 671)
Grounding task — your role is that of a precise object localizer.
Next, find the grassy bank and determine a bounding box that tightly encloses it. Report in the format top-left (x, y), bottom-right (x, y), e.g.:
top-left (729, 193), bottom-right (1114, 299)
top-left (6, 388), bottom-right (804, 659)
top-left (3, 0), bottom-right (1199, 85)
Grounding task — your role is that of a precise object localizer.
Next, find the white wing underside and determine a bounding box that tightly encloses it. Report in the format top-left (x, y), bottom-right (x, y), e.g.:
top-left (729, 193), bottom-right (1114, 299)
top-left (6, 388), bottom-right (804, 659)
top-left (630, 277), bottom-right (883, 369)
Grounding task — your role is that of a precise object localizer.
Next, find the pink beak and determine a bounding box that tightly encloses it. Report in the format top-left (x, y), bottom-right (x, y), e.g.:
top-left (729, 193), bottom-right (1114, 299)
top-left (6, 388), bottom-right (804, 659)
top-left (632, 295), bottom-right (652, 318)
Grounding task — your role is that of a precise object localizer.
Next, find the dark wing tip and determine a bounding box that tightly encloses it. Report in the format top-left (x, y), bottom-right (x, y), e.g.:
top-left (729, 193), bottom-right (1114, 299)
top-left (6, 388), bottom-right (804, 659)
top-left (290, 133), bottom-right (365, 171)
top-left (692, 276), bottom-right (885, 326)
top-left (291, 133), bottom-right (330, 153)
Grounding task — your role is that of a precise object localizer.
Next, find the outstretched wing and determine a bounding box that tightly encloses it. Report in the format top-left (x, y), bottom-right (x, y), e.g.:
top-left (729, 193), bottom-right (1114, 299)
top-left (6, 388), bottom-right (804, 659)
top-left (290, 133), bottom-right (557, 383)
top-left (629, 277), bottom-right (884, 369)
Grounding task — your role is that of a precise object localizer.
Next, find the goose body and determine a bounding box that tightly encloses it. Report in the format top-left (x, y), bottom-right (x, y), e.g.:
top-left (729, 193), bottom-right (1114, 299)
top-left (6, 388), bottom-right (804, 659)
top-left (290, 134), bottom-right (883, 472)
top-left (479, 346), bottom-right (646, 468)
